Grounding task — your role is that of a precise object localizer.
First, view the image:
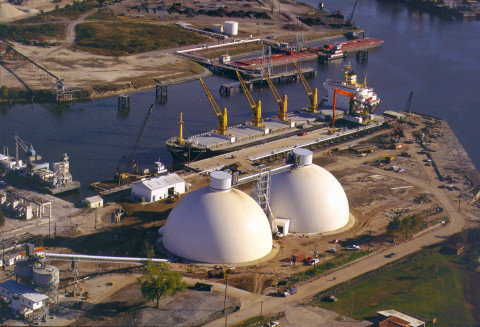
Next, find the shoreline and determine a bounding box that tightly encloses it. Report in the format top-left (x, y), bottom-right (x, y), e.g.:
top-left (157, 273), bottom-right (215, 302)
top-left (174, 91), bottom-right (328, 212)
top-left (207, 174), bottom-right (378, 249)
top-left (0, 30), bottom-right (354, 104)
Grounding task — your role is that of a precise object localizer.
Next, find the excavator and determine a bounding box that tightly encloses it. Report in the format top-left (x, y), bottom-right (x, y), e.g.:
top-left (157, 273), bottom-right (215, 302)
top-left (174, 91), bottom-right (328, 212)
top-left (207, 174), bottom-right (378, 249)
top-left (293, 61), bottom-right (318, 112)
top-left (261, 67), bottom-right (288, 122)
top-left (199, 77), bottom-right (229, 135)
top-left (235, 70), bottom-right (263, 127)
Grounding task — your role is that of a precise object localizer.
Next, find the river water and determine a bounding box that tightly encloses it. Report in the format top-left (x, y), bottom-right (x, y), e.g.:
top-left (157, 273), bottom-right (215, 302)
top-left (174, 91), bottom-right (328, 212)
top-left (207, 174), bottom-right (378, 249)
top-left (0, 0), bottom-right (479, 195)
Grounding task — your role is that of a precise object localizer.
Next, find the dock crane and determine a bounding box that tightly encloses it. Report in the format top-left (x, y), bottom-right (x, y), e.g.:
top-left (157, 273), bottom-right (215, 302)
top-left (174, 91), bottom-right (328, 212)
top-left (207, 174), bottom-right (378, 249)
top-left (293, 61), bottom-right (318, 112)
top-left (235, 70), bottom-right (263, 127)
top-left (346, 0), bottom-right (359, 26)
top-left (116, 104), bottom-right (154, 183)
top-left (406, 91), bottom-right (414, 113)
top-left (331, 88), bottom-right (355, 127)
top-left (14, 135), bottom-right (40, 165)
top-left (261, 68), bottom-right (288, 122)
top-left (199, 77), bottom-right (228, 136)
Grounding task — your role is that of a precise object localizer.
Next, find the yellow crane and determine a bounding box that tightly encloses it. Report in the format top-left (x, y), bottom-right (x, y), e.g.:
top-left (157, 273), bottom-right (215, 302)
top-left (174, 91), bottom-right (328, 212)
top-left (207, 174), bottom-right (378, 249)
top-left (293, 61), bottom-right (318, 112)
top-left (235, 70), bottom-right (263, 127)
top-left (199, 77), bottom-right (229, 135)
top-left (177, 112), bottom-right (185, 145)
top-left (261, 68), bottom-right (288, 121)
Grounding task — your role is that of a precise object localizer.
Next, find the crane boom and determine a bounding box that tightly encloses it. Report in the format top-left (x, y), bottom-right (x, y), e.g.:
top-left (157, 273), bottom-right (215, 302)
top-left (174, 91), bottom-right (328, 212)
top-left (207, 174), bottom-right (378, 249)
top-left (14, 135), bottom-right (38, 163)
top-left (348, 0), bottom-right (359, 24)
top-left (236, 71), bottom-right (263, 127)
top-left (293, 62), bottom-right (318, 112)
top-left (199, 77), bottom-right (228, 135)
top-left (261, 68), bottom-right (288, 121)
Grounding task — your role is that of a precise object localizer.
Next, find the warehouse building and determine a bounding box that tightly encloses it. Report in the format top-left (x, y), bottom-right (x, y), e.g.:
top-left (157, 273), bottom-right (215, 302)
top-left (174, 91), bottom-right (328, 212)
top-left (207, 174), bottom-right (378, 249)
top-left (131, 173), bottom-right (186, 203)
top-left (0, 280), bottom-right (49, 320)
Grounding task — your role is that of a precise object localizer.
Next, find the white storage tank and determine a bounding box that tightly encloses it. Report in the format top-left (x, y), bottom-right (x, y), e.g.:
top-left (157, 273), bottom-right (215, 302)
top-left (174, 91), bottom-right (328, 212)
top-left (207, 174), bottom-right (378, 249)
top-left (223, 21), bottom-right (239, 36)
top-left (270, 148), bottom-right (350, 234)
top-left (162, 171), bottom-right (272, 264)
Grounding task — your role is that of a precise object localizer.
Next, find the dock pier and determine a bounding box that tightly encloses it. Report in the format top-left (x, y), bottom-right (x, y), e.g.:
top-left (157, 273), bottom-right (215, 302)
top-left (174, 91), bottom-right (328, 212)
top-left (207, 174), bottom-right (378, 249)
top-left (219, 67), bottom-right (316, 96)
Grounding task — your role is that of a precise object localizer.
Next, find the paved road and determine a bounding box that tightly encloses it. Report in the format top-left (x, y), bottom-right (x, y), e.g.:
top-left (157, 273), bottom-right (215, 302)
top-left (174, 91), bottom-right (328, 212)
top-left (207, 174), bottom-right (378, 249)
top-left (206, 151), bottom-right (467, 326)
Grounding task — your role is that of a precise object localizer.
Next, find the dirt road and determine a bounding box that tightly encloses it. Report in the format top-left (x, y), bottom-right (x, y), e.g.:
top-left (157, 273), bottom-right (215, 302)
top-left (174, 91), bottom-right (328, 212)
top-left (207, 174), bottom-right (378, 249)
top-left (206, 154), bottom-right (467, 326)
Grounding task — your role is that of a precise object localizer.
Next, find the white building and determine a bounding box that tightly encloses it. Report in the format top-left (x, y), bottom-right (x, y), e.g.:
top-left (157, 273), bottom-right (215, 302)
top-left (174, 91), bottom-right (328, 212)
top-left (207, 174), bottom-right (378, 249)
top-left (131, 173), bottom-right (186, 203)
top-left (84, 195), bottom-right (104, 208)
top-left (0, 280), bottom-right (49, 318)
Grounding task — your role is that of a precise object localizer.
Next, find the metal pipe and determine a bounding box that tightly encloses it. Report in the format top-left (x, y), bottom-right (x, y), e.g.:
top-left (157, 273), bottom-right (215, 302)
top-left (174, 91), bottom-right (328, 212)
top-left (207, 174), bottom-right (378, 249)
top-left (42, 252), bottom-right (169, 264)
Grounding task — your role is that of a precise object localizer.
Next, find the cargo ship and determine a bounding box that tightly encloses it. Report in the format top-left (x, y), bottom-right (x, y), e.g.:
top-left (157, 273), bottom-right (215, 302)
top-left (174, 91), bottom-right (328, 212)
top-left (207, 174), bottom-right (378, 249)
top-left (323, 65), bottom-right (381, 124)
top-left (165, 67), bottom-right (383, 163)
top-left (228, 37), bottom-right (384, 69)
top-left (0, 138), bottom-right (80, 194)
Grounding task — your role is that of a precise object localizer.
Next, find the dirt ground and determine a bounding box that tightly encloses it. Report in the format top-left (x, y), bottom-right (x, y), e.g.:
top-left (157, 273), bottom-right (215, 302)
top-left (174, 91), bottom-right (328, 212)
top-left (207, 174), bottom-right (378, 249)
top-left (71, 276), bottom-right (241, 327)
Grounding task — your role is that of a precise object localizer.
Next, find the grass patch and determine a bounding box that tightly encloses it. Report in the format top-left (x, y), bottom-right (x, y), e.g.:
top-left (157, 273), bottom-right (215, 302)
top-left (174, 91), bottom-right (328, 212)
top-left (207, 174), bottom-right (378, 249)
top-left (288, 251), bottom-right (371, 284)
top-left (75, 22), bottom-right (210, 56)
top-left (312, 247), bottom-right (476, 325)
top-left (0, 23), bottom-right (65, 44)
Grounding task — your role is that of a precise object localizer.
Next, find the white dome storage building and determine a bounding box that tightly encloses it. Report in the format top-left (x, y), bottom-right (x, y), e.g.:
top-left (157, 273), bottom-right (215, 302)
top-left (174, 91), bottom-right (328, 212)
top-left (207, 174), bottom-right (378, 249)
top-left (270, 148), bottom-right (350, 234)
top-left (162, 171), bottom-right (272, 264)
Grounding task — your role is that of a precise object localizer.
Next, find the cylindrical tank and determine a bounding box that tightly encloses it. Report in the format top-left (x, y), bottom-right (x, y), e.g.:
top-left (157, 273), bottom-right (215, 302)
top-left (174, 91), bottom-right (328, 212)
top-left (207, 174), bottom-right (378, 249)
top-left (32, 264), bottom-right (60, 291)
top-left (223, 21), bottom-right (238, 36)
top-left (162, 172), bottom-right (272, 264)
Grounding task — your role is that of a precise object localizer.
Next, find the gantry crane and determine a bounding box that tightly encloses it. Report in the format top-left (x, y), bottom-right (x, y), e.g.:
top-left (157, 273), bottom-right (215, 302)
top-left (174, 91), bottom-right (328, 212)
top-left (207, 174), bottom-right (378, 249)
top-left (261, 68), bottom-right (288, 122)
top-left (199, 77), bottom-right (228, 135)
top-left (236, 71), bottom-right (263, 127)
top-left (332, 88), bottom-right (355, 127)
top-left (293, 61), bottom-right (318, 112)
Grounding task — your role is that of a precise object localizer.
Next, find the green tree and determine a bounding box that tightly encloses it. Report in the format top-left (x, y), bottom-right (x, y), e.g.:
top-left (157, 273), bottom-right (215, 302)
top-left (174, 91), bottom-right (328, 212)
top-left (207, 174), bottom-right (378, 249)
top-left (138, 262), bottom-right (186, 308)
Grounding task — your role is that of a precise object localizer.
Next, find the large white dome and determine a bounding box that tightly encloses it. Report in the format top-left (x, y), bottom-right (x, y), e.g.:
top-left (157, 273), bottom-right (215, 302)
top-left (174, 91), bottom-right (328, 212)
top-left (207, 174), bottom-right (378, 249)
top-left (162, 172), bottom-right (272, 264)
top-left (270, 150), bottom-right (349, 234)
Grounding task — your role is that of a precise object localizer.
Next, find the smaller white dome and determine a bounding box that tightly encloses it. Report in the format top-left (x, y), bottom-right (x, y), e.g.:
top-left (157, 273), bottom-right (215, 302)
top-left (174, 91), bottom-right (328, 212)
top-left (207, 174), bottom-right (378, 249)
top-left (270, 161), bottom-right (349, 234)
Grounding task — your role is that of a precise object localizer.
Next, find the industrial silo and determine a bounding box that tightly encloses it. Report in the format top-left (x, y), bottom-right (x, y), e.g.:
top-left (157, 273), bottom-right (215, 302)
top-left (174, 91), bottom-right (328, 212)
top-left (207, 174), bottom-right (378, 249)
top-left (270, 148), bottom-right (350, 234)
top-left (162, 171), bottom-right (272, 264)
top-left (223, 21), bottom-right (238, 36)
top-left (32, 263), bottom-right (60, 291)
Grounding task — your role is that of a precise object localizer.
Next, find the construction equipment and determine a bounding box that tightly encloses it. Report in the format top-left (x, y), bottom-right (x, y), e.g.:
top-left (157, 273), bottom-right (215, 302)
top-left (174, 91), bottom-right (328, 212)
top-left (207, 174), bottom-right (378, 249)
top-left (235, 71), bottom-right (263, 127)
top-left (332, 88), bottom-right (355, 127)
top-left (261, 68), bottom-right (288, 122)
top-left (178, 112), bottom-right (185, 145)
top-left (293, 61), bottom-right (318, 112)
top-left (199, 77), bottom-right (229, 135)
top-left (115, 104), bottom-right (154, 182)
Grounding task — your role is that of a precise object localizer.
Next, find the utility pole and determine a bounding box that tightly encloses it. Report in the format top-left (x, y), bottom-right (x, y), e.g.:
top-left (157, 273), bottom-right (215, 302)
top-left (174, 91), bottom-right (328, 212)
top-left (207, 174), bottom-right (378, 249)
top-left (223, 268), bottom-right (228, 327)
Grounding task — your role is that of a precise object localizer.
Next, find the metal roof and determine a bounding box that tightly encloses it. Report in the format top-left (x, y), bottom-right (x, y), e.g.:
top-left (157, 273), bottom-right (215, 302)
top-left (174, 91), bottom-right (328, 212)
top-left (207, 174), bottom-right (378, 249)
top-left (377, 310), bottom-right (425, 327)
top-left (85, 195), bottom-right (103, 203)
top-left (135, 173), bottom-right (184, 191)
top-left (0, 280), bottom-right (49, 303)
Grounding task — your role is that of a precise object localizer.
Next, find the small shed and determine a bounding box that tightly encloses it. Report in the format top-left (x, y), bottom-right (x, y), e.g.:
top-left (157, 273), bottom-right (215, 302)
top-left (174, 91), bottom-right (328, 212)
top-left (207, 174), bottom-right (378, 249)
top-left (85, 195), bottom-right (104, 208)
top-left (131, 173), bottom-right (186, 203)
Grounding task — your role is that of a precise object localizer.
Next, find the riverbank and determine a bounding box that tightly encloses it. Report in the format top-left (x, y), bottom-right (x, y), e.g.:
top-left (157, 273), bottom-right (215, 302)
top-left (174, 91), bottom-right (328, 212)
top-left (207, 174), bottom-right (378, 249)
top-left (0, 29), bottom-right (352, 103)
